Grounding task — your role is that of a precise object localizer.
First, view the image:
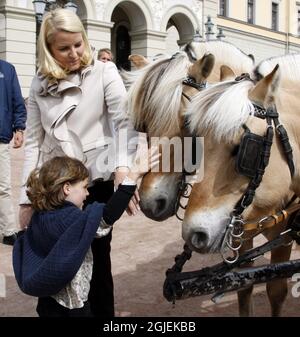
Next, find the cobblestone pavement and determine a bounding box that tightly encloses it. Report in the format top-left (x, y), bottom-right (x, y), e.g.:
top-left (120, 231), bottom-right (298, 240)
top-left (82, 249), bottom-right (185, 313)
top-left (0, 145), bottom-right (300, 317)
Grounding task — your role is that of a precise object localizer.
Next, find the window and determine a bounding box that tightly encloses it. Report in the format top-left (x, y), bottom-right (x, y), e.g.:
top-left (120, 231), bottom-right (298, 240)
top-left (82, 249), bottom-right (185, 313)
top-left (219, 0), bottom-right (227, 17)
top-left (247, 0), bottom-right (255, 24)
top-left (271, 2), bottom-right (279, 31)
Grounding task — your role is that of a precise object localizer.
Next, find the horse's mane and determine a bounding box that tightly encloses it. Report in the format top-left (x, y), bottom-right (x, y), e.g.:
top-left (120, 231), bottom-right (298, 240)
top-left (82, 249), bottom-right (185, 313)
top-left (120, 53), bottom-right (170, 90)
top-left (120, 66), bottom-right (149, 91)
top-left (254, 53), bottom-right (300, 87)
top-left (186, 79), bottom-right (255, 142)
top-left (184, 40), bottom-right (254, 80)
top-left (124, 51), bottom-right (191, 137)
top-left (187, 53), bottom-right (300, 142)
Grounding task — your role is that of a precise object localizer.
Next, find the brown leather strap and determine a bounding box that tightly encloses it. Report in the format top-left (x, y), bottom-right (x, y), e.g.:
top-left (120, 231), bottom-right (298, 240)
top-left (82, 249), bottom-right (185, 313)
top-left (244, 203), bottom-right (300, 232)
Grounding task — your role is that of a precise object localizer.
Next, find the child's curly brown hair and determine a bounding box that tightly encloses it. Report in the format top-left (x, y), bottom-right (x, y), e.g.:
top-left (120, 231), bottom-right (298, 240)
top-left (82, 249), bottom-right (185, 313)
top-left (26, 156), bottom-right (89, 211)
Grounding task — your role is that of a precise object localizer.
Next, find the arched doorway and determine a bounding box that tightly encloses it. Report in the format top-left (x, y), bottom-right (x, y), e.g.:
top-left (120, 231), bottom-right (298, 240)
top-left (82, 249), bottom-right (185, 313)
top-left (116, 25), bottom-right (131, 70)
top-left (110, 1), bottom-right (148, 70)
top-left (166, 19), bottom-right (180, 55)
top-left (162, 7), bottom-right (199, 49)
top-left (166, 13), bottom-right (195, 48)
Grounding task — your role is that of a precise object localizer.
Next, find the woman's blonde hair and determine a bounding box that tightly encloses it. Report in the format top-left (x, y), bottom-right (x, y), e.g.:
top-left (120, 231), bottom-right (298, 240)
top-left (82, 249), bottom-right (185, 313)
top-left (26, 156), bottom-right (89, 211)
top-left (37, 8), bottom-right (93, 80)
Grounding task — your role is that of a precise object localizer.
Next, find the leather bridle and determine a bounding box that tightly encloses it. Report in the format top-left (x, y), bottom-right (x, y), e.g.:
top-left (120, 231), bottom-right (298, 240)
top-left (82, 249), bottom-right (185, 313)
top-left (163, 74), bottom-right (300, 303)
top-left (219, 74), bottom-right (296, 263)
top-left (174, 76), bottom-right (206, 221)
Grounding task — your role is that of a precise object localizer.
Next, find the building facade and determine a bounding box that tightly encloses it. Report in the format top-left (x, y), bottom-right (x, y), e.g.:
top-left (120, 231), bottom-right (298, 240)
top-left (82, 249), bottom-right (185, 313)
top-left (216, 0), bottom-right (300, 62)
top-left (0, 0), bottom-right (300, 97)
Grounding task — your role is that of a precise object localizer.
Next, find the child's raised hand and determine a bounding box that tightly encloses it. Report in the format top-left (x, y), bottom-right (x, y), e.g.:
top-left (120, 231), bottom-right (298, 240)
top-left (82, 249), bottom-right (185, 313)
top-left (127, 144), bottom-right (160, 182)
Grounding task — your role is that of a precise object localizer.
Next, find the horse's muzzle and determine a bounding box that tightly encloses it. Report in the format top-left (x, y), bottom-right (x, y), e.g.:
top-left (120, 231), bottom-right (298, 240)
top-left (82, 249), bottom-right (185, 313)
top-left (140, 195), bottom-right (175, 221)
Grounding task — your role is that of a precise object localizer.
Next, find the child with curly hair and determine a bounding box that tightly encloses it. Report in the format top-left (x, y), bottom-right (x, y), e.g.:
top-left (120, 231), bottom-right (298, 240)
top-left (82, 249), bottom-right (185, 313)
top-left (13, 150), bottom-right (159, 317)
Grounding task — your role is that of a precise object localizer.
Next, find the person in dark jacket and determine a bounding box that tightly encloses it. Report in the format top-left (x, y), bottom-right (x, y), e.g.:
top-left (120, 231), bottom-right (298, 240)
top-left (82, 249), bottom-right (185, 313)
top-left (13, 150), bottom-right (159, 317)
top-left (0, 59), bottom-right (26, 245)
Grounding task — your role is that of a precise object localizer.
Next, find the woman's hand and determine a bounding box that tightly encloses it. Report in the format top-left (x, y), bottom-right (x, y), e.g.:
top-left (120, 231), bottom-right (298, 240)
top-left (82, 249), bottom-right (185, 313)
top-left (127, 145), bottom-right (160, 181)
top-left (19, 205), bottom-right (34, 229)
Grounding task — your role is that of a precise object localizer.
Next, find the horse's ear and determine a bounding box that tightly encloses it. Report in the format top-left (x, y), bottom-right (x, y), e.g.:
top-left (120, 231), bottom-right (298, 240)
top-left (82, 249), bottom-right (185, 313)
top-left (220, 65), bottom-right (235, 82)
top-left (189, 53), bottom-right (215, 82)
top-left (128, 54), bottom-right (149, 69)
top-left (249, 64), bottom-right (280, 105)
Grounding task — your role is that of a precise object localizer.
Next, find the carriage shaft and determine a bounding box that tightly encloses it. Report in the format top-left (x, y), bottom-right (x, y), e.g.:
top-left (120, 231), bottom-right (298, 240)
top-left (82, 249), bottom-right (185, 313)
top-left (164, 259), bottom-right (300, 301)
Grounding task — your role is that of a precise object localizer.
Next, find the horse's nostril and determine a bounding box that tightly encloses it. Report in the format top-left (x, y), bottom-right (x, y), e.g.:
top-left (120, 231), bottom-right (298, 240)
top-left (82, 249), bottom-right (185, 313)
top-left (156, 198), bottom-right (167, 212)
top-left (191, 231), bottom-right (209, 250)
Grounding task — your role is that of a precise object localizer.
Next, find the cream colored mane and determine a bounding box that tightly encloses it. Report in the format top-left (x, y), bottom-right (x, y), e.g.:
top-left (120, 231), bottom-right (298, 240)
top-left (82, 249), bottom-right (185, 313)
top-left (124, 52), bottom-right (191, 137)
top-left (255, 53), bottom-right (300, 88)
top-left (186, 40), bottom-right (254, 82)
top-left (121, 53), bottom-right (170, 90)
top-left (120, 65), bottom-right (152, 91)
top-left (187, 53), bottom-right (300, 143)
top-left (186, 79), bottom-right (255, 142)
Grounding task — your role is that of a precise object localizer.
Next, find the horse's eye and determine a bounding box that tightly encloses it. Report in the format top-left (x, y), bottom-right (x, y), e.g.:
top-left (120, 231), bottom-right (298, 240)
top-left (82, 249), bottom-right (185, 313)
top-left (231, 145), bottom-right (239, 157)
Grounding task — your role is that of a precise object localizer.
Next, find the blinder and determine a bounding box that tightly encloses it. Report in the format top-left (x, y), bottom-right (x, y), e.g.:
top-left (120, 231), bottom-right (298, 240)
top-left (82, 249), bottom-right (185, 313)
top-left (235, 129), bottom-right (265, 178)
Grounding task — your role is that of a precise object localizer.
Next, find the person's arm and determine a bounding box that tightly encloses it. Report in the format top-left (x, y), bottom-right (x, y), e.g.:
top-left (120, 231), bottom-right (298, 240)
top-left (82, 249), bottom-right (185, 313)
top-left (102, 62), bottom-right (140, 214)
top-left (10, 65), bottom-right (26, 149)
top-left (102, 179), bottom-right (136, 226)
top-left (95, 178), bottom-right (136, 237)
top-left (11, 65), bottom-right (26, 134)
top-left (19, 79), bottom-right (45, 229)
top-left (95, 146), bottom-right (160, 237)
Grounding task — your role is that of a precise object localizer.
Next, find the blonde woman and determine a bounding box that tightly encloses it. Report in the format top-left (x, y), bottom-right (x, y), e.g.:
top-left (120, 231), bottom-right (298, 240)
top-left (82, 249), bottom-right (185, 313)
top-left (18, 8), bottom-right (139, 317)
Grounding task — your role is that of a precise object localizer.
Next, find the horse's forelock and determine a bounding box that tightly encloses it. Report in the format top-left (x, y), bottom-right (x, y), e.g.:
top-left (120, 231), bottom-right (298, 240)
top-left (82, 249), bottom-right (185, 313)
top-left (127, 52), bottom-right (191, 136)
top-left (186, 80), bottom-right (255, 142)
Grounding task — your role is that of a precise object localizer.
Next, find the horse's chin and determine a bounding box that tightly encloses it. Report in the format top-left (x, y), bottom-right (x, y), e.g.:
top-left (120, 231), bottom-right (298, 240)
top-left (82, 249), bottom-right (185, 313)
top-left (187, 243), bottom-right (222, 255)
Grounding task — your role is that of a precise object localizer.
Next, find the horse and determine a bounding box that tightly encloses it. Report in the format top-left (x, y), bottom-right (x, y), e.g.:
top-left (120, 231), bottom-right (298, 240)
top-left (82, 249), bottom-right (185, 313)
top-left (183, 40), bottom-right (255, 82)
top-left (125, 41), bottom-right (255, 221)
top-left (182, 53), bottom-right (300, 316)
top-left (127, 40), bottom-right (254, 83)
top-left (125, 51), bottom-right (215, 220)
top-left (128, 54), bottom-right (150, 69)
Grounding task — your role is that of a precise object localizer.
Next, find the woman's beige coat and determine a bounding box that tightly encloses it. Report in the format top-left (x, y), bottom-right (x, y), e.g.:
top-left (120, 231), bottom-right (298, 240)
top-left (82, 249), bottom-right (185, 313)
top-left (20, 60), bottom-right (138, 204)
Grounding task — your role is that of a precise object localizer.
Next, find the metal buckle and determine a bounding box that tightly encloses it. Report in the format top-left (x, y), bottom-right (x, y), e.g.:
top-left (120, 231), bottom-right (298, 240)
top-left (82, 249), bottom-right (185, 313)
top-left (220, 216), bottom-right (245, 264)
top-left (258, 216), bottom-right (269, 230)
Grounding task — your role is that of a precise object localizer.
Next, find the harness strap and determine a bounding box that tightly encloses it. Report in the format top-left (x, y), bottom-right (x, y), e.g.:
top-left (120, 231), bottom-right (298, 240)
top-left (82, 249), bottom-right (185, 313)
top-left (174, 77), bottom-right (206, 221)
top-left (255, 105), bottom-right (294, 178)
top-left (243, 203), bottom-right (300, 232)
top-left (182, 76), bottom-right (206, 91)
top-left (274, 121), bottom-right (295, 177)
top-left (234, 117), bottom-right (274, 215)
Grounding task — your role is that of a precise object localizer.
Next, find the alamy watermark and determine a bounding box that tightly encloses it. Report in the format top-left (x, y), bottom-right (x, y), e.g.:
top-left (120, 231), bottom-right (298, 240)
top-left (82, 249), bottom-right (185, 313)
top-left (93, 130), bottom-right (204, 183)
top-left (0, 273), bottom-right (6, 298)
top-left (291, 273), bottom-right (300, 298)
